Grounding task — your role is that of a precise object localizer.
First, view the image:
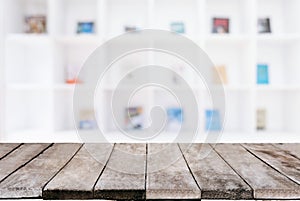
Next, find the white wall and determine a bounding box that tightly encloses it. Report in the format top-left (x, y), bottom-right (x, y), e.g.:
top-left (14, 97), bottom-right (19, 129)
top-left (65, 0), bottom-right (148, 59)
top-left (0, 0), bottom-right (5, 139)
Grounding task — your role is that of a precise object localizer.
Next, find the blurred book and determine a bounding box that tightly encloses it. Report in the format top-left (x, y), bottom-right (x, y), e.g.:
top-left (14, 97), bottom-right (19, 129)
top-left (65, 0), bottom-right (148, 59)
top-left (79, 109), bottom-right (97, 130)
top-left (213, 65), bottom-right (228, 84)
top-left (205, 109), bottom-right (221, 131)
top-left (24, 15), bottom-right (46, 33)
top-left (77, 21), bottom-right (94, 34)
top-left (125, 107), bottom-right (144, 130)
top-left (257, 64), bottom-right (269, 84)
top-left (170, 22), bottom-right (185, 34)
top-left (212, 18), bottom-right (229, 33)
top-left (66, 65), bottom-right (81, 84)
top-left (258, 18), bottom-right (271, 33)
top-left (166, 107), bottom-right (183, 131)
top-left (124, 25), bottom-right (138, 32)
top-left (256, 108), bottom-right (266, 130)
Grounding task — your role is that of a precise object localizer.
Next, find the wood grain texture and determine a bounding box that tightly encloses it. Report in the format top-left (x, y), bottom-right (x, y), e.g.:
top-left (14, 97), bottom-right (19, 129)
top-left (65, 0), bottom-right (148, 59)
top-left (146, 144), bottom-right (200, 200)
top-left (214, 144), bottom-right (300, 199)
top-left (0, 143), bottom-right (81, 198)
top-left (0, 143), bottom-right (21, 159)
top-left (273, 143), bottom-right (300, 159)
top-left (94, 143), bottom-right (146, 200)
top-left (0, 143), bottom-right (50, 182)
top-left (43, 143), bottom-right (114, 199)
top-left (181, 144), bottom-right (252, 199)
top-left (0, 143), bottom-right (299, 200)
top-left (243, 144), bottom-right (300, 185)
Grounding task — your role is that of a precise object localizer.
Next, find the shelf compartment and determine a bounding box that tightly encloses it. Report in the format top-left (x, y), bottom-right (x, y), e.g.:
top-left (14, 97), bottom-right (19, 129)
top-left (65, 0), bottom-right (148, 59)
top-left (151, 50), bottom-right (198, 88)
top-left (204, 39), bottom-right (254, 86)
top-left (224, 91), bottom-right (253, 132)
top-left (206, 0), bottom-right (254, 35)
top-left (256, 90), bottom-right (300, 133)
top-left (106, 0), bottom-right (148, 38)
top-left (257, 0), bottom-right (300, 34)
top-left (153, 88), bottom-right (200, 133)
top-left (5, 90), bottom-right (53, 133)
top-left (5, 39), bottom-right (53, 84)
top-left (257, 40), bottom-right (300, 86)
top-left (54, 0), bottom-right (98, 36)
top-left (201, 90), bottom-right (253, 133)
top-left (4, 0), bottom-right (48, 34)
top-left (153, 0), bottom-right (199, 38)
top-left (100, 89), bottom-right (152, 133)
top-left (53, 42), bottom-right (98, 84)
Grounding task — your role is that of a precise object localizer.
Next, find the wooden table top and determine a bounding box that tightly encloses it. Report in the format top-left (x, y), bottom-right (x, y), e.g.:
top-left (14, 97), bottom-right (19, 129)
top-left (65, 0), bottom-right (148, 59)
top-left (0, 143), bottom-right (299, 200)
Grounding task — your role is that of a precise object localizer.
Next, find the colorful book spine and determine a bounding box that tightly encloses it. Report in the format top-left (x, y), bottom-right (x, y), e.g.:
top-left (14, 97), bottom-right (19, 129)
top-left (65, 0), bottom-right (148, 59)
top-left (257, 64), bottom-right (269, 84)
top-left (167, 107), bottom-right (183, 131)
top-left (205, 109), bottom-right (221, 131)
top-left (256, 108), bottom-right (267, 130)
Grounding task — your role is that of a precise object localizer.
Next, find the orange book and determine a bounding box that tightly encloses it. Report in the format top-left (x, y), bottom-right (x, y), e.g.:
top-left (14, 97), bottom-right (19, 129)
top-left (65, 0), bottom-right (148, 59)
top-left (214, 65), bottom-right (228, 84)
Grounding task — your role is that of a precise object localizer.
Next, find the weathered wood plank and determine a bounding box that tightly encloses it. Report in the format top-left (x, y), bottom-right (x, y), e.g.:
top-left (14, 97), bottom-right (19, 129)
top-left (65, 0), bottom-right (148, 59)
top-left (0, 143), bottom-right (21, 159)
top-left (273, 143), bottom-right (300, 159)
top-left (180, 143), bottom-right (252, 199)
top-left (0, 143), bottom-right (81, 198)
top-left (146, 144), bottom-right (200, 200)
top-left (94, 143), bottom-right (146, 200)
top-left (0, 143), bottom-right (51, 182)
top-left (243, 144), bottom-right (300, 185)
top-left (43, 143), bottom-right (114, 199)
top-left (214, 144), bottom-right (300, 199)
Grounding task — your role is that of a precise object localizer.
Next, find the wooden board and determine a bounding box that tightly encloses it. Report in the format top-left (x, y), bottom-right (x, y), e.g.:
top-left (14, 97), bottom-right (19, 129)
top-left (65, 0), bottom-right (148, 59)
top-left (146, 144), bottom-right (201, 200)
top-left (0, 143), bottom-right (21, 159)
top-left (94, 143), bottom-right (146, 200)
top-left (43, 143), bottom-right (114, 199)
top-left (181, 144), bottom-right (252, 199)
top-left (214, 144), bottom-right (300, 199)
top-left (0, 143), bottom-right (299, 200)
top-left (273, 143), bottom-right (300, 159)
top-left (243, 144), bottom-right (300, 185)
top-left (0, 143), bottom-right (81, 198)
top-left (0, 143), bottom-right (50, 182)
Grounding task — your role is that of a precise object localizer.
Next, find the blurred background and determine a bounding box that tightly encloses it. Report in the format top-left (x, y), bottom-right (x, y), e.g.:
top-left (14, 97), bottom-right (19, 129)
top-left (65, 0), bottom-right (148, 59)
top-left (0, 0), bottom-right (300, 142)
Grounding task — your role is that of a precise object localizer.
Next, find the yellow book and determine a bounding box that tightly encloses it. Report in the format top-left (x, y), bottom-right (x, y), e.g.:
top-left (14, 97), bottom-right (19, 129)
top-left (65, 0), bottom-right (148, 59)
top-left (214, 65), bottom-right (228, 84)
top-left (257, 108), bottom-right (266, 130)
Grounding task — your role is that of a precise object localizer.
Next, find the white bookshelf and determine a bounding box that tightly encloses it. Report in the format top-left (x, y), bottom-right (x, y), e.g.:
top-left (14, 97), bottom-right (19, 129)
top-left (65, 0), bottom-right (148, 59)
top-left (1, 0), bottom-right (300, 142)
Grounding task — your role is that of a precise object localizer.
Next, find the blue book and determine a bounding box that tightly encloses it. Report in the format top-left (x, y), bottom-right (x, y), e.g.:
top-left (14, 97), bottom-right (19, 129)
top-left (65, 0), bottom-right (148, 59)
top-left (170, 22), bottom-right (185, 34)
top-left (205, 109), bottom-right (221, 131)
top-left (167, 108), bottom-right (183, 122)
top-left (167, 108), bottom-right (183, 131)
top-left (77, 22), bottom-right (94, 34)
top-left (257, 64), bottom-right (269, 84)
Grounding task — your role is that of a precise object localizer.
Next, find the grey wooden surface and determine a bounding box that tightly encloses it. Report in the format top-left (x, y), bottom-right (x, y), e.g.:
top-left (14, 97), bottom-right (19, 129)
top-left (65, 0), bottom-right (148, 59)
top-left (214, 144), bottom-right (300, 199)
top-left (243, 144), bottom-right (300, 185)
top-left (0, 143), bottom-right (81, 198)
top-left (0, 143), bottom-right (20, 159)
top-left (182, 144), bottom-right (252, 199)
top-left (147, 144), bottom-right (201, 199)
top-left (0, 143), bottom-right (299, 200)
top-left (43, 144), bottom-right (113, 199)
top-left (0, 144), bottom-right (50, 182)
top-left (273, 143), bottom-right (300, 159)
top-left (94, 143), bottom-right (146, 200)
